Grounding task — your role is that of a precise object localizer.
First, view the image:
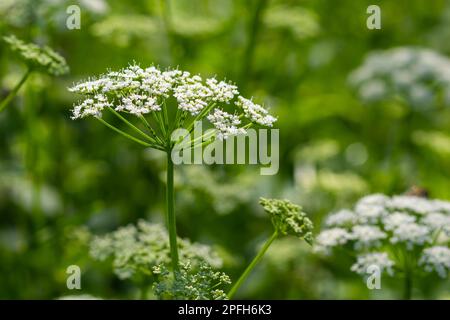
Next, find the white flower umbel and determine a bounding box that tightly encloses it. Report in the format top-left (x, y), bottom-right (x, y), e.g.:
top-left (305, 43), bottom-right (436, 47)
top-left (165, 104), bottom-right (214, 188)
top-left (390, 222), bottom-right (431, 249)
top-left (69, 64), bottom-right (276, 279)
top-left (236, 96), bottom-right (277, 127)
top-left (419, 246), bottom-right (450, 278)
top-left (349, 47), bottom-right (450, 109)
top-left (315, 228), bottom-right (352, 254)
top-left (207, 109), bottom-right (246, 140)
top-left (69, 64), bottom-right (276, 149)
top-left (422, 212), bottom-right (450, 235)
top-left (315, 193), bottom-right (450, 298)
top-left (351, 252), bottom-right (395, 276)
top-left (351, 225), bottom-right (387, 249)
top-left (382, 212), bottom-right (416, 231)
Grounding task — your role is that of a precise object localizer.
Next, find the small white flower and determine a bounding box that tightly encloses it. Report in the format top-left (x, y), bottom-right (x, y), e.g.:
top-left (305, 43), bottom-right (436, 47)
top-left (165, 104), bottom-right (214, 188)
top-left (349, 47), bottom-right (450, 109)
top-left (206, 78), bottom-right (239, 103)
top-left (325, 209), bottom-right (357, 227)
top-left (71, 94), bottom-right (112, 119)
top-left (236, 96), bottom-right (277, 127)
top-left (419, 246), bottom-right (450, 278)
top-left (421, 212), bottom-right (450, 232)
top-left (390, 222), bottom-right (431, 250)
top-left (389, 196), bottom-right (436, 215)
top-left (351, 225), bottom-right (387, 249)
top-left (207, 109), bottom-right (246, 140)
top-left (314, 228), bottom-right (352, 254)
top-left (354, 194), bottom-right (389, 223)
top-left (116, 94), bottom-right (160, 115)
top-left (351, 252), bottom-right (395, 276)
top-left (382, 212), bottom-right (416, 231)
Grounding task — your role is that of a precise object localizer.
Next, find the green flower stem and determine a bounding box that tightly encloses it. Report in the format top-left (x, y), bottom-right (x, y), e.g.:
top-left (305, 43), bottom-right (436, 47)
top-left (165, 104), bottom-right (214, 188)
top-left (97, 118), bottom-right (164, 150)
top-left (402, 251), bottom-right (413, 300)
top-left (0, 68), bottom-right (32, 113)
top-left (108, 107), bottom-right (158, 144)
top-left (228, 230), bottom-right (278, 299)
top-left (166, 150), bottom-right (179, 272)
top-left (152, 111), bottom-right (167, 138)
top-left (403, 270), bottom-right (412, 300)
top-left (138, 114), bottom-right (164, 145)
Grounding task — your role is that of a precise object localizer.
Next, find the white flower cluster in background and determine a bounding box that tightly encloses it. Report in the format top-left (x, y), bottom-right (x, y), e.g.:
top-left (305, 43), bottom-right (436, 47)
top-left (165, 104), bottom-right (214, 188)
top-left (69, 64), bottom-right (276, 140)
top-left (315, 194), bottom-right (450, 278)
top-left (349, 47), bottom-right (450, 109)
top-left (350, 252), bottom-right (395, 276)
top-left (90, 220), bottom-right (222, 280)
top-left (419, 246), bottom-right (450, 278)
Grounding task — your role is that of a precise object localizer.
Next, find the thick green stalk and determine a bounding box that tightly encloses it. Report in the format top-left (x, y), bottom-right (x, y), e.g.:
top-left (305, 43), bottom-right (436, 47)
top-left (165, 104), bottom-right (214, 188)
top-left (228, 230), bottom-right (278, 299)
top-left (0, 68), bottom-right (32, 113)
top-left (166, 150), bottom-right (179, 272)
top-left (403, 270), bottom-right (412, 300)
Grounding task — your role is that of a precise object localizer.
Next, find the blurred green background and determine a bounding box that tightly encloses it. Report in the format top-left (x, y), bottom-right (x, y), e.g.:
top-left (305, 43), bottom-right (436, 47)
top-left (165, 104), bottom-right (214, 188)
top-left (0, 0), bottom-right (449, 299)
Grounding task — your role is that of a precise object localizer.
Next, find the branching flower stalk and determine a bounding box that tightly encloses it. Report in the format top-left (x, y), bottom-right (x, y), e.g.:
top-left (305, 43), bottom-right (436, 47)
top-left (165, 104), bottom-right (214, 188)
top-left (227, 198), bottom-right (313, 299)
top-left (68, 64), bottom-right (276, 275)
top-left (0, 68), bottom-right (32, 113)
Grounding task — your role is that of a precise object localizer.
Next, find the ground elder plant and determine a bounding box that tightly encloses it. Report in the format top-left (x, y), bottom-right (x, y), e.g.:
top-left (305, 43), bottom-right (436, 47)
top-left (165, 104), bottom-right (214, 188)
top-left (315, 194), bottom-right (450, 299)
top-left (68, 64), bottom-right (278, 298)
top-left (1, 35), bottom-right (68, 112)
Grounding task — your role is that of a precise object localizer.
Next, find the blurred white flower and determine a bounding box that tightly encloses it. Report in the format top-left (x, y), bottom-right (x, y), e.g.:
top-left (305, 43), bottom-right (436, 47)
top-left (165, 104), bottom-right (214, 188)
top-left (315, 193), bottom-right (450, 279)
top-left (314, 228), bottom-right (352, 254)
top-left (351, 252), bottom-right (395, 276)
top-left (382, 212), bottom-right (416, 231)
top-left (390, 222), bottom-right (431, 250)
top-left (351, 225), bottom-right (387, 249)
top-left (325, 209), bottom-right (358, 228)
top-left (419, 246), bottom-right (450, 278)
top-left (349, 47), bottom-right (450, 109)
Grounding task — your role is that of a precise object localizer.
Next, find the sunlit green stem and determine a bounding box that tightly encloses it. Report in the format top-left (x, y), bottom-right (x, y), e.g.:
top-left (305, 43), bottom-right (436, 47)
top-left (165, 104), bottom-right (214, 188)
top-left (108, 107), bottom-right (158, 144)
top-left (97, 118), bottom-right (164, 150)
top-left (0, 68), bottom-right (32, 113)
top-left (228, 230), bottom-right (278, 299)
top-left (166, 149), bottom-right (179, 272)
top-left (138, 114), bottom-right (164, 145)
